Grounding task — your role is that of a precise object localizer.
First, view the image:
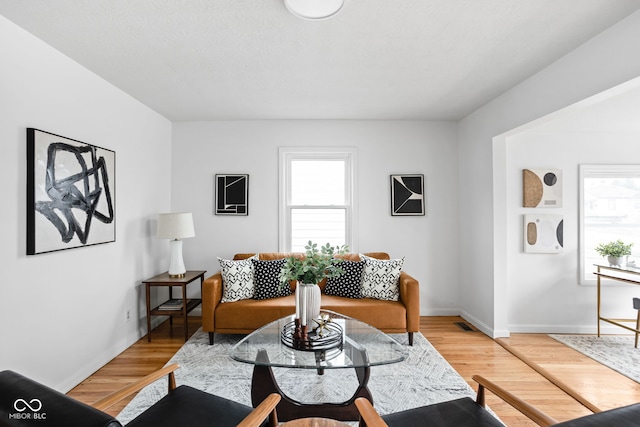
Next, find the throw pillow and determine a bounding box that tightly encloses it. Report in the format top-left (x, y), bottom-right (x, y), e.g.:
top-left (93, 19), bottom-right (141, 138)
top-left (360, 254), bottom-right (404, 301)
top-left (218, 255), bottom-right (258, 303)
top-left (252, 258), bottom-right (292, 300)
top-left (325, 260), bottom-right (366, 299)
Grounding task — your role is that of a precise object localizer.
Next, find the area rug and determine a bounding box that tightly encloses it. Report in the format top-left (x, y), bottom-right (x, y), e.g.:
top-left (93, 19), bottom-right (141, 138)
top-left (549, 334), bottom-right (640, 383)
top-left (117, 330), bottom-right (476, 424)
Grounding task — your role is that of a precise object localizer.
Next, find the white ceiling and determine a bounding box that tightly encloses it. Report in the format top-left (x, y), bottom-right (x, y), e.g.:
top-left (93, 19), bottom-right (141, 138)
top-left (2, 0), bottom-right (640, 121)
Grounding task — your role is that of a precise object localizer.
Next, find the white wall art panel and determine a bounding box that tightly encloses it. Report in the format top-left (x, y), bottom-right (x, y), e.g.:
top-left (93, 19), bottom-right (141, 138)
top-left (524, 214), bottom-right (563, 253)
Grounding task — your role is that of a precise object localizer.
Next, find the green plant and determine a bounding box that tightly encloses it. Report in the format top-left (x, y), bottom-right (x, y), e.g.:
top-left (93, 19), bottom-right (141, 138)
top-left (594, 239), bottom-right (633, 257)
top-left (279, 241), bottom-right (349, 285)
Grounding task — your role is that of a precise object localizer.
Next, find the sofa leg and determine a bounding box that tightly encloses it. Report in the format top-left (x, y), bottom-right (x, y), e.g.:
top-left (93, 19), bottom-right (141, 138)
top-left (408, 332), bottom-right (414, 346)
top-left (209, 332), bottom-right (214, 345)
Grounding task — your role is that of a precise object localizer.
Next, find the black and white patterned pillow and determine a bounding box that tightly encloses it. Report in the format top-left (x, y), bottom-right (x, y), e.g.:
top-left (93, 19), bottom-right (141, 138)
top-left (218, 255), bottom-right (258, 303)
top-left (360, 254), bottom-right (404, 301)
top-left (252, 258), bottom-right (292, 300)
top-left (325, 260), bottom-right (366, 299)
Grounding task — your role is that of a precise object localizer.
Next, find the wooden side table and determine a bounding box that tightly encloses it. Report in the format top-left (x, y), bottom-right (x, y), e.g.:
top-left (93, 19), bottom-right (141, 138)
top-left (143, 270), bottom-right (206, 342)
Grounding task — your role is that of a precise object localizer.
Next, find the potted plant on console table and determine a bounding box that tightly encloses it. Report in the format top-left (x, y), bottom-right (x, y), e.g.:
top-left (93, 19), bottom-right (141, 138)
top-left (279, 241), bottom-right (348, 341)
top-left (595, 239), bottom-right (634, 268)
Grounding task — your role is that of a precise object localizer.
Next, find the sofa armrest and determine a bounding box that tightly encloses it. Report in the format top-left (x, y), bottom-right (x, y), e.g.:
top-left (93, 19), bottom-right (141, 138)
top-left (202, 272), bottom-right (224, 333)
top-left (398, 271), bottom-right (420, 333)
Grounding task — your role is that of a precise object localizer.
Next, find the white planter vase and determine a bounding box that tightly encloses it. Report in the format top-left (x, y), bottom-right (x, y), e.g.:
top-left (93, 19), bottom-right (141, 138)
top-left (608, 255), bottom-right (627, 268)
top-left (296, 282), bottom-right (321, 327)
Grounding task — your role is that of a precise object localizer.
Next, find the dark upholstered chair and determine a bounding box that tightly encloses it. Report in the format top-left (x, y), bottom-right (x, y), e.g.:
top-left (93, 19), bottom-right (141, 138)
top-left (0, 364), bottom-right (280, 427)
top-left (355, 375), bottom-right (640, 427)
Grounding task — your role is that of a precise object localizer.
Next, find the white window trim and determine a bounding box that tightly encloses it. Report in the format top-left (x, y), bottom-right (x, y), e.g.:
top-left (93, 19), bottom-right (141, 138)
top-left (278, 146), bottom-right (358, 252)
top-left (579, 164), bottom-right (640, 285)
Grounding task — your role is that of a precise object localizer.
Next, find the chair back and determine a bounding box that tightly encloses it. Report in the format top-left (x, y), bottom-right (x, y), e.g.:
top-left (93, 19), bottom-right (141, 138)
top-left (0, 370), bottom-right (122, 427)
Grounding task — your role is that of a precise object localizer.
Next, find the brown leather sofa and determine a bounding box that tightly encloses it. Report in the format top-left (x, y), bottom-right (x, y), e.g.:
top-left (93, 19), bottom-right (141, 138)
top-left (202, 252), bottom-right (420, 345)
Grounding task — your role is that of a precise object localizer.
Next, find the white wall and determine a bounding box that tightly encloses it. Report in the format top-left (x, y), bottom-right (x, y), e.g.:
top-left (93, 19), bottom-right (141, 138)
top-left (458, 10), bottom-right (640, 336)
top-left (0, 16), bottom-right (172, 391)
top-left (171, 120), bottom-right (459, 315)
top-left (506, 129), bottom-right (640, 332)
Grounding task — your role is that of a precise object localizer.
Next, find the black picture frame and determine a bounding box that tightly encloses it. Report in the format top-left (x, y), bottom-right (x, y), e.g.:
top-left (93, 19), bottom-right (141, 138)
top-left (27, 128), bottom-right (116, 255)
top-left (215, 174), bottom-right (249, 215)
top-left (390, 174), bottom-right (425, 216)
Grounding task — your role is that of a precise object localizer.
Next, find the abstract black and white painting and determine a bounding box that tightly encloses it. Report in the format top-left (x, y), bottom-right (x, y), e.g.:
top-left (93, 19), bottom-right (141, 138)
top-left (215, 174), bottom-right (249, 215)
top-left (390, 174), bottom-right (425, 216)
top-left (27, 128), bottom-right (115, 255)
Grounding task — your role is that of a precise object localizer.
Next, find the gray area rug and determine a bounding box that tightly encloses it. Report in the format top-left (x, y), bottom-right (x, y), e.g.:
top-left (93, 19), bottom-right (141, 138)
top-left (549, 334), bottom-right (640, 383)
top-left (117, 329), bottom-right (476, 424)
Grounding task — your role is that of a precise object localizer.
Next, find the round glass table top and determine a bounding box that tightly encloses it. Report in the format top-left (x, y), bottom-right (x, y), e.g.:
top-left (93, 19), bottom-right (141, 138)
top-left (230, 310), bottom-right (408, 370)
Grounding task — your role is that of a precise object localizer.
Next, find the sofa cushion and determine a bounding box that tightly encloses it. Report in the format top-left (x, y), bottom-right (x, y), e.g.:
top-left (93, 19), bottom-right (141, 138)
top-left (215, 295), bottom-right (296, 331)
top-left (252, 258), bottom-right (292, 300)
top-left (321, 295), bottom-right (407, 330)
top-left (360, 254), bottom-right (404, 301)
top-left (325, 259), bottom-right (366, 299)
top-left (218, 255), bottom-right (257, 302)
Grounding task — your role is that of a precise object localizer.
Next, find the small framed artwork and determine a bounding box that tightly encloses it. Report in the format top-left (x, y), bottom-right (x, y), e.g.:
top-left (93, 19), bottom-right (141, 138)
top-left (524, 214), bottom-right (563, 253)
top-left (390, 174), bottom-right (425, 216)
top-left (27, 128), bottom-right (116, 255)
top-left (215, 174), bottom-right (249, 215)
top-left (523, 169), bottom-right (562, 208)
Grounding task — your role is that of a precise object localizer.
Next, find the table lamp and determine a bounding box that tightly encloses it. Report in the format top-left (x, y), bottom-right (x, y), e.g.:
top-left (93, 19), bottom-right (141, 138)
top-left (157, 212), bottom-right (195, 278)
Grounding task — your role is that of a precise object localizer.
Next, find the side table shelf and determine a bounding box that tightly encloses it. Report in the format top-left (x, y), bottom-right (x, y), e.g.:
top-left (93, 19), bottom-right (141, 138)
top-left (150, 298), bottom-right (202, 316)
top-left (143, 270), bottom-right (206, 342)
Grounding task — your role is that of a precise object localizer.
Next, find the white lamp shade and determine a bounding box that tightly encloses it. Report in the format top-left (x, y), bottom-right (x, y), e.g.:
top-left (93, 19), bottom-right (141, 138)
top-left (284, 0), bottom-right (344, 20)
top-left (157, 213), bottom-right (195, 240)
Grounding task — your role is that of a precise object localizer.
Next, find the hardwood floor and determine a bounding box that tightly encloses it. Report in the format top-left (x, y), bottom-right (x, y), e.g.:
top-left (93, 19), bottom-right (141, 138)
top-left (423, 317), bottom-right (640, 426)
top-left (67, 316), bottom-right (640, 425)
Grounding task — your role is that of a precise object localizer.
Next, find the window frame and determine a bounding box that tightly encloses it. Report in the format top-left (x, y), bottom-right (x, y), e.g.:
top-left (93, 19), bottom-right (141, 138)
top-left (579, 164), bottom-right (640, 285)
top-left (278, 147), bottom-right (357, 252)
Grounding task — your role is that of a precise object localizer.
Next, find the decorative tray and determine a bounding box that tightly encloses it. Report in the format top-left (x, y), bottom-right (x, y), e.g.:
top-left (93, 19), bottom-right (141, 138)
top-left (280, 319), bottom-right (343, 351)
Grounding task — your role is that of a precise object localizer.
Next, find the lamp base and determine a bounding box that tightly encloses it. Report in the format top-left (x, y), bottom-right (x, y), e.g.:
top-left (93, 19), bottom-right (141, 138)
top-left (168, 239), bottom-right (186, 278)
top-left (169, 273), bottom-right (186, 279)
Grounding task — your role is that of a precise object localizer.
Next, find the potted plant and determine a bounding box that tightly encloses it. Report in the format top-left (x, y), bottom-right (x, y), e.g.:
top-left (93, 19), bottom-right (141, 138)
top-left (594, 239), bottom-right (633, 267)
top-left (280, 241), bottom-right (348, 329)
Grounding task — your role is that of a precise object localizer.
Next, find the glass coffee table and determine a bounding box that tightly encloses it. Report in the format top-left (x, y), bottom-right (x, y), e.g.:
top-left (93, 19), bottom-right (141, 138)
top-left (230, 310), bottom-right (408, 421)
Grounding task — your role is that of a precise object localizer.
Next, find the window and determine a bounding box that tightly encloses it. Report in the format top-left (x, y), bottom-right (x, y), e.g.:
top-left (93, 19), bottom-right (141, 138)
top-left (279, 147), bottom-right (356, 252)
top-left (579, 164), bottom-right (640, 284)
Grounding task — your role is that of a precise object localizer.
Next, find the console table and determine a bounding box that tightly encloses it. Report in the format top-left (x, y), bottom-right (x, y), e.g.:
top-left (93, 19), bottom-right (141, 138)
top-left (143, 270), bottom-right (206, 341)
top-left (595, 264), bottom-right (640, 336)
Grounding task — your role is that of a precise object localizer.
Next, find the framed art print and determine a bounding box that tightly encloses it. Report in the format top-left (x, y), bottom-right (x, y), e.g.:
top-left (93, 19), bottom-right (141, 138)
top-left (27, 128), bottom-right (115, 255)
top-left (524, 214), bottom-right (563, 253)
top-left (215, 174), bottom-right (249, 215)
top-left (391, 174), bottom-right (425, 216)
top-left (523, 168), bottom-right (563, 208)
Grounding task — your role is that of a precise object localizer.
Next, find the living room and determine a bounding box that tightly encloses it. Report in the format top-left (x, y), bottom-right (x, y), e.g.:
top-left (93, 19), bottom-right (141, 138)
top-left (3, 2), bottom-right (640, 424)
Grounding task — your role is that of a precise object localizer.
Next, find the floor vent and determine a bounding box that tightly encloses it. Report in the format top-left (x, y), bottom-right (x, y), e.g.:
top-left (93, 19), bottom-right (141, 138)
top-left (454, 321), bottom-right (474, 332)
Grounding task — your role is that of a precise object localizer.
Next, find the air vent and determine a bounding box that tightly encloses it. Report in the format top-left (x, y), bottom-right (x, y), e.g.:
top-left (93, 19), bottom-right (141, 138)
top-left (454, 321), bottom-right (474, 332)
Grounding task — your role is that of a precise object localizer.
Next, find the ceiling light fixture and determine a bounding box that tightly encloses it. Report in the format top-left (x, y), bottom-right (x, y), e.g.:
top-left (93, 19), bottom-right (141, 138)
top-left (284, 0), bottom-right (344, 20)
